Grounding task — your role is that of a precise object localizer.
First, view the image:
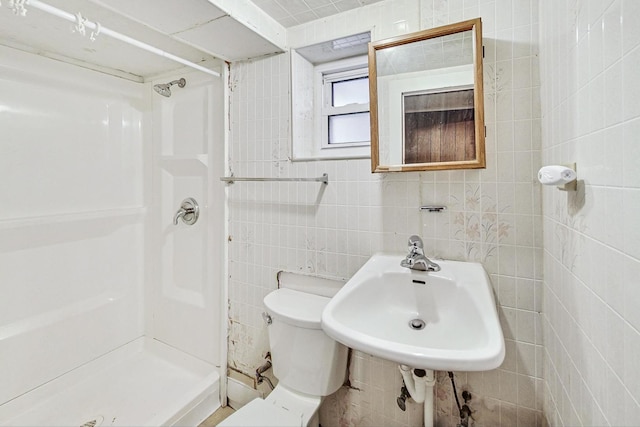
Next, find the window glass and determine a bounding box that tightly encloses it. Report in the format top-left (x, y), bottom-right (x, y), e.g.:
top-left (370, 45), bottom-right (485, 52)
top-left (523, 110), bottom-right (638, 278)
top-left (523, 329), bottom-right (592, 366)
top-left (332, 77), bottom-right (369, 107)
top-left (328, 112), bottom-right (371, 145)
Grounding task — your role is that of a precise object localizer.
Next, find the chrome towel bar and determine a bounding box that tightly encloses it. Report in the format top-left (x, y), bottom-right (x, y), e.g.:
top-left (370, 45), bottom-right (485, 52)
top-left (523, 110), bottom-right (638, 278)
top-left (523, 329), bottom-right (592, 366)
top-left (220, 173), bottom-right (328, 184)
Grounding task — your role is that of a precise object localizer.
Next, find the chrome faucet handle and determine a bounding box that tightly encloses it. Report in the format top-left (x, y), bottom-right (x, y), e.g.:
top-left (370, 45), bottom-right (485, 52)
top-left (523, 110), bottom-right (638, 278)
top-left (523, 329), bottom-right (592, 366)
top-left (407, 235), bottom-right (424, 255)
top-left (173, 198), bottom-right (199, 225)
top-left (173, 208), bottom-right (187, 225)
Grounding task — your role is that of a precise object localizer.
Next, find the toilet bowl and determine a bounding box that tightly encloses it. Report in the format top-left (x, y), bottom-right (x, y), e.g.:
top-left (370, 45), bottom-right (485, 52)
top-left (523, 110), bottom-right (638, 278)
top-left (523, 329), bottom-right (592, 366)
top-left (219, 288), bottom-right (348, 427)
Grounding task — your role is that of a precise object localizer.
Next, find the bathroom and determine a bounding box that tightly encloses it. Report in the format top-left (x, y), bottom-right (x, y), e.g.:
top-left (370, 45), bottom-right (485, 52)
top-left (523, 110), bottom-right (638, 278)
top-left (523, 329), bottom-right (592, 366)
top-left (1, 0), bottom-right (639, 426)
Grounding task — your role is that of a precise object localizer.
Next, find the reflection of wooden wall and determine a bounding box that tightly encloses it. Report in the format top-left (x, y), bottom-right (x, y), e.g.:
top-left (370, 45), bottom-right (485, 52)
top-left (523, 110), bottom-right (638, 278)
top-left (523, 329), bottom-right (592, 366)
top-left (404, 109), bottom-right (475, 164)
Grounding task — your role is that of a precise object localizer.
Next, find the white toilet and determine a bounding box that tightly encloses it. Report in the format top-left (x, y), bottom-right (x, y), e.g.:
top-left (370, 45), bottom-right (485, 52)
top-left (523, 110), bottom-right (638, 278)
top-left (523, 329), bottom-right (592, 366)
top-left (219, 288), bottom-right (348, 427)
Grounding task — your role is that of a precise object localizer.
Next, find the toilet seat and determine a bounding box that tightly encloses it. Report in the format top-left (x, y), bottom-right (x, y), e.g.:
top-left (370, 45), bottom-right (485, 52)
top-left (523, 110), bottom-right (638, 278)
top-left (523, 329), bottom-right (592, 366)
top-left (218, 385), bottom-right (321, 427)
top-left (217, 398), bottom-right (303, 427)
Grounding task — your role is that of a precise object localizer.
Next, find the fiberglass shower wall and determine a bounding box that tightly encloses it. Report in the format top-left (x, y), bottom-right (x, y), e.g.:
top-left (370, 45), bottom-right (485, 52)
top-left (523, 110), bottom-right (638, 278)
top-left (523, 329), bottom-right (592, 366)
top-left (0, 46), bottom-right (148, 404)
top-left (148, 69), bottom-right (226, 367)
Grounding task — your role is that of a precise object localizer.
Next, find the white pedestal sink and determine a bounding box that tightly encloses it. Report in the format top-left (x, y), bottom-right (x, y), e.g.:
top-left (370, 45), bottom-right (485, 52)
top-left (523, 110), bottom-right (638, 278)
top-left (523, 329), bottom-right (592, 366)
top-left (321, 253), bottom-right (505, 425)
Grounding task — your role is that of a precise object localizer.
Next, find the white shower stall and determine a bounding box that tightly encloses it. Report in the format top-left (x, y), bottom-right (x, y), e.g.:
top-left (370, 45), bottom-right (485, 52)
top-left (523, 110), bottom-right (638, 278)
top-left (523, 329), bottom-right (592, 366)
top-left (0, 2), bottom-right (232, 425)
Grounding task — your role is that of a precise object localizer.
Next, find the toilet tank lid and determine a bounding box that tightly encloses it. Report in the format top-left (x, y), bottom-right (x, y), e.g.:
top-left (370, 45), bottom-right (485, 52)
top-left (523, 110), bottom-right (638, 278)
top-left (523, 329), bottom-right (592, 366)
top-left (264, 288), bottom-right (330, 329)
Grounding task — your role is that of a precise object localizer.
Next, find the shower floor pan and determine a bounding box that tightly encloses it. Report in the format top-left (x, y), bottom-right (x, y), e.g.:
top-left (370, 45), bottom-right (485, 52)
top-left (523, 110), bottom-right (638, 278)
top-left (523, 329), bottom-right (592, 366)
top-left (0, 337), bottom-right (221, 427)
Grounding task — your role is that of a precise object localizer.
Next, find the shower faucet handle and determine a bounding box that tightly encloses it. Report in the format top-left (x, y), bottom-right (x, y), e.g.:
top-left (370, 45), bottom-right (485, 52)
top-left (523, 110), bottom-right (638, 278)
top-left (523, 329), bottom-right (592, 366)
top-left (173, 198), bottom-right (199, 225)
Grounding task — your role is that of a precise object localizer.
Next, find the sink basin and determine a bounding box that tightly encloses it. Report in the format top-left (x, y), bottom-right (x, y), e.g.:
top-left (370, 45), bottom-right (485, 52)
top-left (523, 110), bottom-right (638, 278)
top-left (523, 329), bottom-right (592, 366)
top-left (321, 253), bottom-right (505, 371)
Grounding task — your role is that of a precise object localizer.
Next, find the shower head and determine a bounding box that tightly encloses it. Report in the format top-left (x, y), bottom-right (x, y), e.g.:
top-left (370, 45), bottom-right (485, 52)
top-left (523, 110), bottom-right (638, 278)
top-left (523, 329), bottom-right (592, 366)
top-left (153, 78), bottom-right (186, 97)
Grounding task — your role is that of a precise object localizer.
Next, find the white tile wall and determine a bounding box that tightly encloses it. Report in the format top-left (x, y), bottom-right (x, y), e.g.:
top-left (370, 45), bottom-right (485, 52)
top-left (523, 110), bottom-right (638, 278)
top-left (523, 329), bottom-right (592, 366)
top-left (539, 0), bottom-right (640, 425)
top-left (228, 0), bottom-right (543, 425)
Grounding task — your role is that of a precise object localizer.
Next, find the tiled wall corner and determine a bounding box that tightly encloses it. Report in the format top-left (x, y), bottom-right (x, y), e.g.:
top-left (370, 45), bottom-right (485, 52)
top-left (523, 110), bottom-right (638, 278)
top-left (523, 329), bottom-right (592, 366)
top-left (227, 0), bottom-right (543, 426)
top-left (539, 0), bottom-right (640, 425)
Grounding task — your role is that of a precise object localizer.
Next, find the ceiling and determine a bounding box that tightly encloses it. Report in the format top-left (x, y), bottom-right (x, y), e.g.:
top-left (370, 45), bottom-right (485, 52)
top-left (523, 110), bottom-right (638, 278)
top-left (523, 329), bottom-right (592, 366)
top-left (250, 0), bottom-right (386, 27)
top-left (0, 0), bottom-right (284, 80)
top-left (0, 0), bottom-right (215, 80)
top-left (0, 0), bottom-right (384, 81)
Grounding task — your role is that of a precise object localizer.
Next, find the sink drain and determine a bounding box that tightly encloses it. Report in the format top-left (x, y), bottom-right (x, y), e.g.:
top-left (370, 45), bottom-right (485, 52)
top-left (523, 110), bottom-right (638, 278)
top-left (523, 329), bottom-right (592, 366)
top-left (409, 318), bottom-right (426, 330)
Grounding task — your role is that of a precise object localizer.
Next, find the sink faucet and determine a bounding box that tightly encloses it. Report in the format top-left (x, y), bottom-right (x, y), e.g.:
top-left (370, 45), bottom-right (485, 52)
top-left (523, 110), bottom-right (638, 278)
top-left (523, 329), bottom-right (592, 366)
top-left (400, 235), bottom-right (441, 272)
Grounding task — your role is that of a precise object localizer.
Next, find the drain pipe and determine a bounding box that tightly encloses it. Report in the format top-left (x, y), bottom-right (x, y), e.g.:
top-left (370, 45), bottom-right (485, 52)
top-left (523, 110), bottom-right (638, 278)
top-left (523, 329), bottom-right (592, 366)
top-left (398, 365), bottom-right (436, 427)
top-left (423, 369), bottom-right (435, 427)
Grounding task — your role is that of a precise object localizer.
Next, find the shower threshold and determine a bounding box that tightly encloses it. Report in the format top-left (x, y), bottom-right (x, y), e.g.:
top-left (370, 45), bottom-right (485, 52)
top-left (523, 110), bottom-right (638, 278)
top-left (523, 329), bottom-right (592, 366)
top-left (0, 337), bottom-right (221, 426)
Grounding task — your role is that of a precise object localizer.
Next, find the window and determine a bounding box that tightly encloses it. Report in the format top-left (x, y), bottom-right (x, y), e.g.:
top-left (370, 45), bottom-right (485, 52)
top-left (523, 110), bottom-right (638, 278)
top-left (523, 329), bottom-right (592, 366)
top-left (291, 32), bottom-right (371, 160)
top-left (321, 69), bottom-right (370, 148)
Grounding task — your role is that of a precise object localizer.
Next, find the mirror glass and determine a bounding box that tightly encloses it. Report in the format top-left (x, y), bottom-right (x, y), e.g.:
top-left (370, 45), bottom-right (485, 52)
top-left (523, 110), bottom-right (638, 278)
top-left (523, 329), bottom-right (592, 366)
top-left (369, 18), bottom-right (485, 172)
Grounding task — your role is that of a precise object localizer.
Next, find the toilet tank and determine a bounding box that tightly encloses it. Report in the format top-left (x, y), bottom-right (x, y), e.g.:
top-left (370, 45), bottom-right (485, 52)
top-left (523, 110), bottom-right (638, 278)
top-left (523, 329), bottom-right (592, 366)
top-left (263, 288), bottom-right (348, 396)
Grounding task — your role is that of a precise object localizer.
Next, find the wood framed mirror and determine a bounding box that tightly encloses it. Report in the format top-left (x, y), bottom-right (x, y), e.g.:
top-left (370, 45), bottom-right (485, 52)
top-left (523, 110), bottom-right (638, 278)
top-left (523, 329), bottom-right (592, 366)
top-left (369, 18), bottom-right (485, 172)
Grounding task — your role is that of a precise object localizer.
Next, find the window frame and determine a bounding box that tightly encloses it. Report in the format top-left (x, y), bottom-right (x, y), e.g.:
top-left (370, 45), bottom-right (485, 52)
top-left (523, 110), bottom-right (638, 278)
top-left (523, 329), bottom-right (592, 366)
top-left (313, 55), bottom-right (370, 156)
top-left (320, 69), bottom-right (370, 149)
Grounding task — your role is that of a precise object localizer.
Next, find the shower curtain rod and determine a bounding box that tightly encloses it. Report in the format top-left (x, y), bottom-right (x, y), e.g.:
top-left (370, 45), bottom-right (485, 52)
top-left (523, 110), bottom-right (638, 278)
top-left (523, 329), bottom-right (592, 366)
top-left (22, 0), bottom-right (221, 78)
